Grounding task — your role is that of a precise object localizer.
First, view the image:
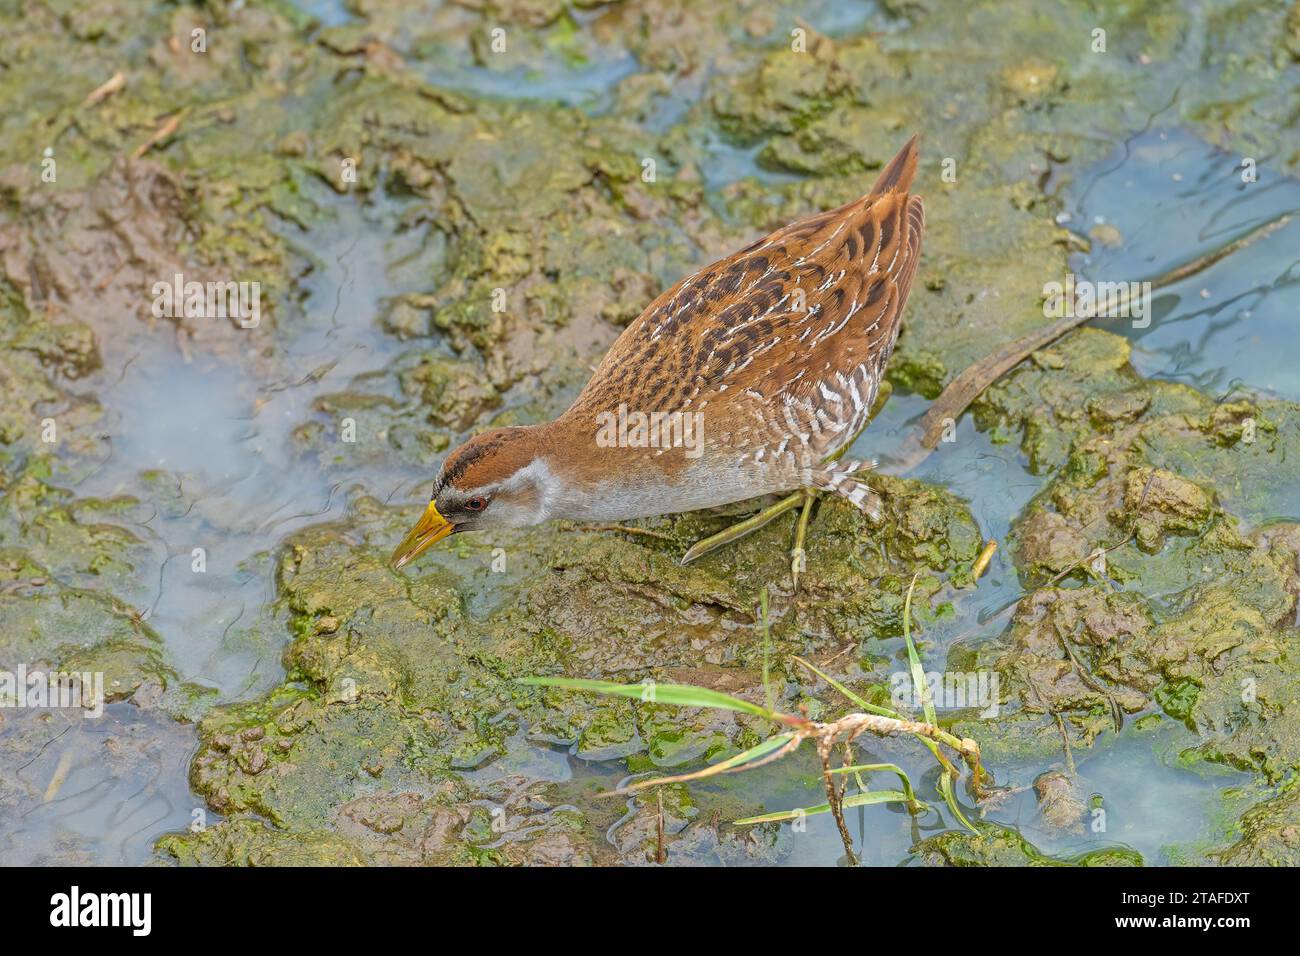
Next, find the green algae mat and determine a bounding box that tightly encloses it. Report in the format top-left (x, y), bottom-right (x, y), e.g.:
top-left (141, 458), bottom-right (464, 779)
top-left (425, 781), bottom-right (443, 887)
top-left (1, 0), bottom-right (1299, 866)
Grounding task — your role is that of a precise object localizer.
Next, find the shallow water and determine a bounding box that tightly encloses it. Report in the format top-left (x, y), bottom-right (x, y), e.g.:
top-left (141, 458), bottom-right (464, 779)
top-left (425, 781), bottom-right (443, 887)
top-left (1, 704), bottom-right (197, 865)
top-left (0, 189), bottom-right (447, 863)
top-left (1062, 127), bottom-right (1300, 405)
top-left (67, 188), bottom-right (437, 699)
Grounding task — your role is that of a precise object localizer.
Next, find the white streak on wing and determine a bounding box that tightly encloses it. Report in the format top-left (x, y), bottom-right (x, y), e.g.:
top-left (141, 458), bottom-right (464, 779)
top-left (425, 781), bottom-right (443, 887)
top-left (886, 241), bottom-right (904, 274)
top-left (868, 229), bottom-right (884, 274)
top-left (792, 221), bottom-right (844, 266)
top-left (847, 376), bottom-right (863, 409)
top-left (815, 269), bottom-right (846, 294)
top-left (858, 295), bottom-right (892, 340)
top-left (813, 295), bottom-right (865, 345)
top-left (741, 260), bottom-right (779, 296)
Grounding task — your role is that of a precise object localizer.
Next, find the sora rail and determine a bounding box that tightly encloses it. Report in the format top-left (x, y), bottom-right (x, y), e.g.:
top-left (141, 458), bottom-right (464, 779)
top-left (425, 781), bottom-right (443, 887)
top-left (392, 134), bottom-right (925, 573)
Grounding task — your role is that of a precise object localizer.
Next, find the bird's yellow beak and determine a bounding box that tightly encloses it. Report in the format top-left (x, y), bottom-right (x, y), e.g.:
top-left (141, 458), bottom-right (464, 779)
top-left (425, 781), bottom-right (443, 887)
top-left (390, 501), bottom-right (455, 568)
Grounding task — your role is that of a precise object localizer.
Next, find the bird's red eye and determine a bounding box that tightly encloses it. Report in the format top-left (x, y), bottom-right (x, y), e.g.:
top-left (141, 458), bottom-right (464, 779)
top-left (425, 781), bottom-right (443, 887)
top-left (465, 496), bottom-right (488, 511)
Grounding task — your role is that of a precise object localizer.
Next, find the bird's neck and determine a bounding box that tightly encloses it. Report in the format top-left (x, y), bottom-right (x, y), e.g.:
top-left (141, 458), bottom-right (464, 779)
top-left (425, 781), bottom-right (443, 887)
top-left (528, 413), bottom-right (715, 522)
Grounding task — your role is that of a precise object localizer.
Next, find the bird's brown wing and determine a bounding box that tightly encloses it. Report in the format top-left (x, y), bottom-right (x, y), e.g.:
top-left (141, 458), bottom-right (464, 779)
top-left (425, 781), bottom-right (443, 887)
top-left (564, 136), bottom-right (924, 462)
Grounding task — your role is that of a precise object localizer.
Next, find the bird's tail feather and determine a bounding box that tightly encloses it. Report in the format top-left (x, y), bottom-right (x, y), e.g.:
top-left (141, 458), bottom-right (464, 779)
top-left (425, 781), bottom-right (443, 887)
top-left (870, 133), bottom-right (920, 195)
top-left (809, 459), bottom-right (882, 521)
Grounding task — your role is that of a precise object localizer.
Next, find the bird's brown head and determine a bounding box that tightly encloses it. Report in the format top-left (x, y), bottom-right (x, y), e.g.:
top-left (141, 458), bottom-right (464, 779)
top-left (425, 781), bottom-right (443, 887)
top-left (390, 426), bottom-right (555, 568)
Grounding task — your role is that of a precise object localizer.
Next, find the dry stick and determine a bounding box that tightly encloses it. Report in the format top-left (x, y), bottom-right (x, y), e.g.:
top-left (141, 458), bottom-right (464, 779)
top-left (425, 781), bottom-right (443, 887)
top-left (822, 642), bottom-right (856, 667)
top-left (971, 538), bottom-right (998, 581)
top-left (574, 523), bottom-right (676, 541)
top-left (1056, 627), bottom-right (1124, 733)
top-left (132, 112), bottom-right (183, 159)
top-left (42, 70), bottom-right (127, 143)
top-left (42, 749), bottom-right (75, 802)
top-left (819, 741), bottom-right (857, 865)
top-left (83, 71), bottom-right (126, 107)
top-left (898, 210), bottom-right (1296, 471)
top-left (1054, 712), bottom-right (1077, 777)
top-left (655, 790), bottom-right (667, 865)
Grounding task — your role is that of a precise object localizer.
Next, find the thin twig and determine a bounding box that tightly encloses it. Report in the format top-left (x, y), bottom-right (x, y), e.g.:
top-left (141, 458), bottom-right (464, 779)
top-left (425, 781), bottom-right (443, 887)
top-left (819, 741), bottom-right (856, 864)
top-left (1055, 625), bottom-right (1124, 734)
top-left (132, 112), bottom-right (183, 159)
top-left (655, 790), bottom-right (666, 865)
top-left (83, 71), bottom-right (126, 107)
top-left (575, 523), bottom-right (675, 541)
top-left (1054, 712), bottom-right (1077, 777)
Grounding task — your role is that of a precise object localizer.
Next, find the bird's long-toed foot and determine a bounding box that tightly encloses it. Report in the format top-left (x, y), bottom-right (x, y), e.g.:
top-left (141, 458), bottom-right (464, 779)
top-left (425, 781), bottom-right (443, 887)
top-left (679, 459), bottom-right (881, 590)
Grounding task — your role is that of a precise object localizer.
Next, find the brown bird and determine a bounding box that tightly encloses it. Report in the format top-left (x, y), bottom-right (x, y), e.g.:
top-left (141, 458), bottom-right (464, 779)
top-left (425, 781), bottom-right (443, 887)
top-left (392, 135), bottom-right (925, 577)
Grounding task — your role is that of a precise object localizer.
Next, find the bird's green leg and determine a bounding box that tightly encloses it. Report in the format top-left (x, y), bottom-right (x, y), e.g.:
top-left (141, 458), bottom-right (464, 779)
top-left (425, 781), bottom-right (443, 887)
top-left (678, 418), bottom-right (876, 581)
top-left (679, 491), bottom-right (805, 566)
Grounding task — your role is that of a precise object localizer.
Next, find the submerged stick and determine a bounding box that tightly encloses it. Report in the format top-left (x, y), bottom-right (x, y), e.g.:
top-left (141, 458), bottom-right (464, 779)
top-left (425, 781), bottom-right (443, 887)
top-left (83, 71), bottom-right (126, 107)
top-left (132, 112), bottom-right (183, 159)
top-left (899, 211), bottom-right (1295, 471)
top-left (971, 539), bottom-right (998, 581)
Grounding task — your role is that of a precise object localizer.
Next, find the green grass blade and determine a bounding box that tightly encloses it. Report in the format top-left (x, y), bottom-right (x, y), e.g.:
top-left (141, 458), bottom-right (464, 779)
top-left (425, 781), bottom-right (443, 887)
top-left (759, 588), bottom-right (774, 715)
top-left (938, 772), bottom-right (977, 832)
top-left (902, 571), bottom-right (935, 725)
top-left (828, 762), bottom-right (924, 813)
top-left (900, 573), bottom-right (978, 833)
top-left (734, 789), bottom-right (909, 825)
top-left (607, 732), bottom-right (799, 796)
top-left (517, 676), bottom-right (776, 719)
top-left (791, 655), bottom-right (900, 718)
top-left (708, 732), bottom-right (796, 773)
